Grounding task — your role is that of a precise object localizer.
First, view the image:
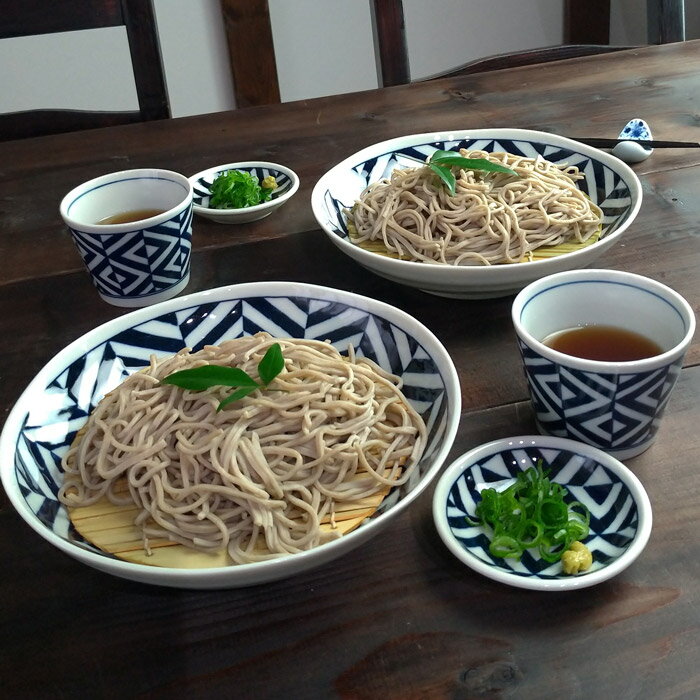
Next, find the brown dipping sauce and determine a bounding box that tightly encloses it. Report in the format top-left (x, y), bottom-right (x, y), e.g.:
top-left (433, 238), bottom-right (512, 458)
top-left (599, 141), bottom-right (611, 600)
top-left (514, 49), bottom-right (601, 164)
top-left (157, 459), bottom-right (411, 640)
top-left (542, 325), bottom-right (663, 362)
top-left (97, 209), bottom-right (165, 225)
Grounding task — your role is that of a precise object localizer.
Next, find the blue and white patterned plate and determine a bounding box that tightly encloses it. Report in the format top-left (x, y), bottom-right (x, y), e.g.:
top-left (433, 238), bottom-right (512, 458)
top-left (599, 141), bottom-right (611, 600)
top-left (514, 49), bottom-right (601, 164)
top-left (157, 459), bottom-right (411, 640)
top-left (0, 282), bottom-right (460, 589)
top-left (432, 436), bottom-right (652, 591)
top-left (189, 161), bottom-right (299, 224)
top-left (311, 129), bottom-right (643, 299)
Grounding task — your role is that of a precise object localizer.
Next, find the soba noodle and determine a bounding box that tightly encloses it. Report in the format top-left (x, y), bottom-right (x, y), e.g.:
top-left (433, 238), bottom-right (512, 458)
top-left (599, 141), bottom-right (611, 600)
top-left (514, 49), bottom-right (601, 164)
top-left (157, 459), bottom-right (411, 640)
top-left (59, 333), bottom-right (426, 564)
top-left (347, 149), bottom-right (603, 265)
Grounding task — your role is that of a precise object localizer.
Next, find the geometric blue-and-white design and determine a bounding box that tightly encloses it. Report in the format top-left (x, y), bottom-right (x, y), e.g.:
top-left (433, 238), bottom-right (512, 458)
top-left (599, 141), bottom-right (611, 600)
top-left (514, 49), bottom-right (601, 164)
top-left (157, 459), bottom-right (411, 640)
top-left (319, 136), bottom-right (634, 243)
top-left (69, 205), bottom-right (192, 300)
top-left (444, 445), bottom-right (640, 579)
top-left (191, 166), bottom-right (294, 208)
top-left (12, 291), bottom-right (453, 557)
top-left (517, 338), bottom-right (683, 453)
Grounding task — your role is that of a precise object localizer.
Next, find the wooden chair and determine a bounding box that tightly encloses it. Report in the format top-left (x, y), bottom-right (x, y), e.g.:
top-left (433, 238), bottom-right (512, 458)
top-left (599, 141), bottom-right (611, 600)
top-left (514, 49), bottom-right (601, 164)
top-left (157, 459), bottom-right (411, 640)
top-left (647, 0), bottom-right (686, 44)
top-left (369, 0), bottom-right (685, 88)
top-left (218, 0), bottom-right (685, 107)
top-left (220, 0), bottom-right (280, 109)
top-left (0, 0), bottom-right (170, 141)
top-left (567, 0), bottom-right (685, 45)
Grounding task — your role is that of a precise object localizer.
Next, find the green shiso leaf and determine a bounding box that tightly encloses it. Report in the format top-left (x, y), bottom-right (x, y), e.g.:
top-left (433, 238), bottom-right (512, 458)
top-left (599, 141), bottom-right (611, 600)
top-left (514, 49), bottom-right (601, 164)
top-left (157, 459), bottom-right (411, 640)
top-left (161, 342), bottom-right (285, 410)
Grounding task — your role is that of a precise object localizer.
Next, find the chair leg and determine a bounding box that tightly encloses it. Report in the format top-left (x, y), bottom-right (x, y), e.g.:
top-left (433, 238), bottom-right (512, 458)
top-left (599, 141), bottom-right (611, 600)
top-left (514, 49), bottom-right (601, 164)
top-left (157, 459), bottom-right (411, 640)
top-left (564, 0), bottom-right (611, 44)
top-left (647, 0), bottom-right (685, 43)
top-left (369, 0), bottom-right (410, 87)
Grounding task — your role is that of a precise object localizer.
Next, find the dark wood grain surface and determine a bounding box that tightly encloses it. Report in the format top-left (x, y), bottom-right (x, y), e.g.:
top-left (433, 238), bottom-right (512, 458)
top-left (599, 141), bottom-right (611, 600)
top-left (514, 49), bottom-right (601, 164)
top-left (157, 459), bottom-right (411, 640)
top-left (1, 41), bottom-right (699, 699)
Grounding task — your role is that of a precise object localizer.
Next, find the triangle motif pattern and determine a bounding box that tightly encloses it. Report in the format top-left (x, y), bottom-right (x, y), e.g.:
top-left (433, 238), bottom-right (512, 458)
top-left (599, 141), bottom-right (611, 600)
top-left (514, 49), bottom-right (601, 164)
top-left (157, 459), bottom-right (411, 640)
top-left (69, 206), bottom-right (192, 299)
top-left (518, 339), bottom-right (683, 453)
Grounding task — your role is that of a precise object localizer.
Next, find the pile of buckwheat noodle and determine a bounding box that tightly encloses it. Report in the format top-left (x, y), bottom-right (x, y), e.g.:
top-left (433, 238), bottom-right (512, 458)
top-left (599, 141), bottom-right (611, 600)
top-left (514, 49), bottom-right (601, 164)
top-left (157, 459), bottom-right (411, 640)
top-left (59, 333), bottom-right (427, 564)
top-left (348, 149), bottom-right (603, 265)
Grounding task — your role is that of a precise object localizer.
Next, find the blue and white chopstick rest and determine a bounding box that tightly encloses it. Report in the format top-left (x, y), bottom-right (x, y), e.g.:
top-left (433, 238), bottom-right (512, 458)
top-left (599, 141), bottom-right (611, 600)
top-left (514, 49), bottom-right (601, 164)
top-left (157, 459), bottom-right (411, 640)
top-left (612, 118), bottom-right (654, 163)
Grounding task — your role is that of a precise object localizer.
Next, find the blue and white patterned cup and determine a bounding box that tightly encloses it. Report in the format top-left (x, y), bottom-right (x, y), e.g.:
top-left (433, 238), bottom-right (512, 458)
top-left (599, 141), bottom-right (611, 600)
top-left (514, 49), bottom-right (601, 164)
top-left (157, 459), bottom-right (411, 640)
top-left (60, 169), bottom-right (193, 307)
top-left (512, 269), bottom-right (696, 459)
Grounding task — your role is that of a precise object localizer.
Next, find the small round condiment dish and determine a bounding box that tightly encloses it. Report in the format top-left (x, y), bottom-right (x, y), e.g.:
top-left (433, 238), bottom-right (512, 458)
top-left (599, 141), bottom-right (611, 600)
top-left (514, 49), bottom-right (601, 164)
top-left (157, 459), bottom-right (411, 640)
top-left (0, 281), bottom-right (461, 589)
top-left (432, 435), bottom-right (652, 591)
top-left (311, 128), bottom-right (642, 299)
top-left (189, 161), bottom-right (299, 224)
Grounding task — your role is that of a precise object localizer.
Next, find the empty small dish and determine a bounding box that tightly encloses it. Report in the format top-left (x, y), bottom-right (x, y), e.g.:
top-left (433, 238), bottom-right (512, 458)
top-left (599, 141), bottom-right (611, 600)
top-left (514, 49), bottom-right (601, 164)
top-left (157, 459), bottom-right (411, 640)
top-left (432, 435), bottom-right (652, 591)
top-left (189, 161), bottom-right (299, 224)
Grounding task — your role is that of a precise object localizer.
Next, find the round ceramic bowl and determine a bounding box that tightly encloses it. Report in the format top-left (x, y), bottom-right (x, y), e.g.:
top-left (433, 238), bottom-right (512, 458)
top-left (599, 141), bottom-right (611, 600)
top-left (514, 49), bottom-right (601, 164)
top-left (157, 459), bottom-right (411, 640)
top-left (432, 436), bottom-right (652, 591)
top-left (1, 282), bottom-right (461, 589)
top-left (189, 161), bottom-right (299, 224)
top-left (311, 128), bottom-right (642, 299)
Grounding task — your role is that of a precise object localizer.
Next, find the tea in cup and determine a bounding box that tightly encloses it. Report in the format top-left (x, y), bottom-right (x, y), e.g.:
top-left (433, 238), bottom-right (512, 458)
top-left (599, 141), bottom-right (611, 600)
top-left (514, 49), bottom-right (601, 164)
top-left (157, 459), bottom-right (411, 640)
top-left (512, 269), bottom-right (695, 459)
top-left (60, 169), bottom-right (193, 307)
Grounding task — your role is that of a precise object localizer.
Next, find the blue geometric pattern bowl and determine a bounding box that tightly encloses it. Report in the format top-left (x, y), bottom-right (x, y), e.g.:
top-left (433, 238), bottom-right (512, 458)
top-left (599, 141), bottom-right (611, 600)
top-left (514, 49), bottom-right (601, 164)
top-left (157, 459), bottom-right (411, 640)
top-left (189, 161), bottom-right (299, 224)
top-left (311, 129), bottom-right (643, 299)
top-left (518, 342), bottom-right (683, 458)
top-left (0, 282), bottom-right (461, 589)
top-left (432, 436), bottom-right (652, 591)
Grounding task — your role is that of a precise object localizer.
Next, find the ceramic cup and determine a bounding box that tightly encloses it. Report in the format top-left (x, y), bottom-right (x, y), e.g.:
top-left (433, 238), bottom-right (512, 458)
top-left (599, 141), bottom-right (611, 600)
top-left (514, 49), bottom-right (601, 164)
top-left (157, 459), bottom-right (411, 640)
top-left (512, 269), bottom-right (696, 459)
top-left (60, 168), bottom-right (193, 307)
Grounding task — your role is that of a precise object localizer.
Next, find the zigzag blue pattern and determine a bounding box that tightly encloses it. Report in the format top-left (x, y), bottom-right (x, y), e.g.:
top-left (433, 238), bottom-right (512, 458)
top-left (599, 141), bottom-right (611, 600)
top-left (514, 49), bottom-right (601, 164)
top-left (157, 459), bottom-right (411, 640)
top-left (13, 293), bottom-right (450, 540)
top-left (444, 446), bottom-right (640, 578)
top-left (70, 205), bottom-right (192, 298)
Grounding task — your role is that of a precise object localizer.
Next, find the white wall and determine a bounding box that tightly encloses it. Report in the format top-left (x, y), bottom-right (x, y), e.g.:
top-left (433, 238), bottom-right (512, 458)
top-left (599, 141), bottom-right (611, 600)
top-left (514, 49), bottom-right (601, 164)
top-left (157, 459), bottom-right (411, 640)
top-left (269, 0), bottom-right (565, 102)
top-left (0, 0), bottom-right (234, 117)
top-left (152, 0), bottom-right (234, 116)
top-left (0, 0), bottom-right (696, 119)
top-left (1, 27), bottom-right (139, 113)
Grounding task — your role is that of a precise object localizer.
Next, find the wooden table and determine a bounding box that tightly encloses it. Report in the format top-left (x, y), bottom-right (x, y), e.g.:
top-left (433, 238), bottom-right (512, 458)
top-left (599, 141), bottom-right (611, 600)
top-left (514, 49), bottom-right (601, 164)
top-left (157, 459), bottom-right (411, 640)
top-left (2, 41), bottom-right (699, 699)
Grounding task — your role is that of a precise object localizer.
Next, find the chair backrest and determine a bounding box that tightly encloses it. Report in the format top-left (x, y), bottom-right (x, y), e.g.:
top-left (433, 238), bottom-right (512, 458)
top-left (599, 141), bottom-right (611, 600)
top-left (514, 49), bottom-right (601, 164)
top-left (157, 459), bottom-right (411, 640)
top-left (216, 0), bottom-right (685, 107)
top-left (0, 0), bottom-right (169, 140)
top-left (567, 0), bottom-right (685, 45)
top-left (369, 0), bottom-right (623, 88)
top-left (369, 0), bottom-right (410, 88)
top-left (369, 0), bottom-right (684, 87)
top-left (219, 0), bottom-right (280, 109)
top-left (647, 0), bottom-right (686, 43)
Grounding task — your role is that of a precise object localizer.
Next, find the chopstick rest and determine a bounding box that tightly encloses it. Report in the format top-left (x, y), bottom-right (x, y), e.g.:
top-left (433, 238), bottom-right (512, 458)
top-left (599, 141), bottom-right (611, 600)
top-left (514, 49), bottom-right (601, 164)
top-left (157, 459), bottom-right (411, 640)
top-left (611, 119), bottom-right (653, 163)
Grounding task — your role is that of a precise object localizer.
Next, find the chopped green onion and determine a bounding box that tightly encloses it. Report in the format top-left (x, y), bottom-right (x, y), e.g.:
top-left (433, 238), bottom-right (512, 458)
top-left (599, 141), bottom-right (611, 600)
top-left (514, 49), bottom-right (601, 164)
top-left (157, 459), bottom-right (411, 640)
top-left (208, 170), bottom-right (277, 209)
top-left (467, 460), bottom-right (590, 562)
